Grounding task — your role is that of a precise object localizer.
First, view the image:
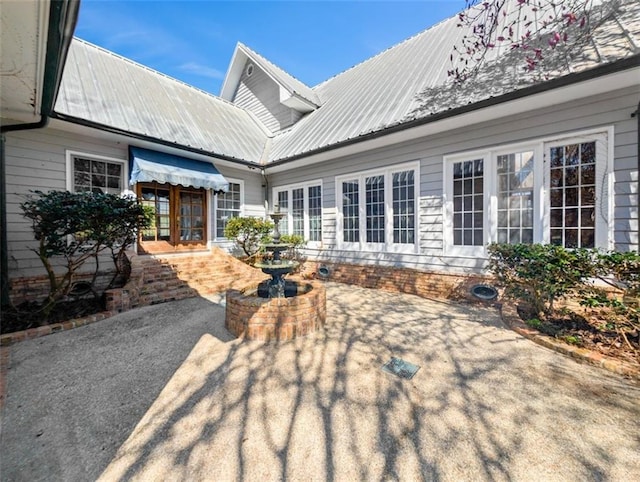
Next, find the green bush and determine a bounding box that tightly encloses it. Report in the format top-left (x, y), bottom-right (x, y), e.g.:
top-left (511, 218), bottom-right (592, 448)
top-left (21, 190), bottom-right (151, 315)
top-left (580, 250), bottom-right (640, 326)
top-left (223, 216), bottom-right (273, 258)
top-left (488, 243), bottom-right (598, 316)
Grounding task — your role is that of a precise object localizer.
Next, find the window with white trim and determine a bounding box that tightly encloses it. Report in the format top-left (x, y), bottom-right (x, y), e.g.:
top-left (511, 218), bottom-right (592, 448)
top-left (273, 181), bottom-right (322, 246)
top-left (336, 162), bottom-right (419, 253)
top-left (443, 129), bottom-right (611, 255)
top-left (66, 151), bottom-right (127, 194)
top-left (214, 180), bottom-right (243, 239)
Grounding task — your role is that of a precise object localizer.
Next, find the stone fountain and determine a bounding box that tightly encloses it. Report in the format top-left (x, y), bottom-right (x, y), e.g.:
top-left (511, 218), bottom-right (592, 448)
top-left (253, 206), bottom-right (298, 298)
top-left (225, 205), bottom-right (326, 341)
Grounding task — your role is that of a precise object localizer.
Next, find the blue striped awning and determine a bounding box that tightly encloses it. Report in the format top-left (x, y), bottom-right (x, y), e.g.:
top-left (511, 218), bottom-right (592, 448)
top-left (129, 147), bottom-right (229, 192)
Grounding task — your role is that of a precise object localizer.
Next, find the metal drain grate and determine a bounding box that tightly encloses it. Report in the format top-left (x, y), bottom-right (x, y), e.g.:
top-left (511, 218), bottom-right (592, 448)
top-left (382, 357), bottom-right (420, 380)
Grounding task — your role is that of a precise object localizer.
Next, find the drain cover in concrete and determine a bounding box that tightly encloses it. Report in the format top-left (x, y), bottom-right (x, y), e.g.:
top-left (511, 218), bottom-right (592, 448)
top-left (382, 357), bottom-right (420, 380)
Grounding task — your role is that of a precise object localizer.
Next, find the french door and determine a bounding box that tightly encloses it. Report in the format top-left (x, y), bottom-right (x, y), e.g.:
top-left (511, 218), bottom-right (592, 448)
top-left (138, 182), bottom-right (207, 253)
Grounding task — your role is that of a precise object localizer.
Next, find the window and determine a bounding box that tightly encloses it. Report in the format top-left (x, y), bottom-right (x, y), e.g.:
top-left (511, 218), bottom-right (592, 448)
top-left (308, 185), bottom-right (322, 242)
top-left (336, 162), bottom-right (419, 253)
top-left (444, 129), bottom-right (612, 255)
top-left (273, 181), bottom-right (322, 246)
top-left (452, 159), bottom-right (484, 246)
top-left (215, 181), bottom-right (243, 239)
top-left (342, 180), bottom-right (359, 243)
top-left (496, 151), bottom-right (534, 244)
top-left (66, 151), bottom-right (126, 194)
top-left (137, 182), bottom-right (207, 253)
top-left (393, 170), bottom-right (416, 244)
top-left (548, 142), bottom-right (596, 248)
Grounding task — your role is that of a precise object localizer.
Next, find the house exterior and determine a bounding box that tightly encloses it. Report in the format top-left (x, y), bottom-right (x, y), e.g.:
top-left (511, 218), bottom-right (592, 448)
top-left (1, 0), bottom-right (638, 304)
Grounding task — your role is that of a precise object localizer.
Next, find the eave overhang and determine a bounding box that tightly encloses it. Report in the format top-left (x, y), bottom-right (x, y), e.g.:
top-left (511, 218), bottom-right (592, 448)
top-left (263, 56), bottom-right (640, 173)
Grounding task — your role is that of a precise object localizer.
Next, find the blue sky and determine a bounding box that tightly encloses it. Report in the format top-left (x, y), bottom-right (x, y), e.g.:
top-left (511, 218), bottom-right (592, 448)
top-left (75, 1), bottom-right (464, 95)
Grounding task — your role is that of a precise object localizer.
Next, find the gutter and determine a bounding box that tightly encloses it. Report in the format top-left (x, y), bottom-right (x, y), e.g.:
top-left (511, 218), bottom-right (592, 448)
top-left (1, 0), bottom-right (80, 305)
top-left (49, 112), bottom-right (264, 170)
top-left (266, 54), bottom-right (640, 168)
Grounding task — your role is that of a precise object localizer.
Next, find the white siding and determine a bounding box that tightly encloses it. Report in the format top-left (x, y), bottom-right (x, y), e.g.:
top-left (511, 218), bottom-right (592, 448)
top-left (268, 85), bottom-right (639, 274)
top-left (232, 61), bottom-right (303, 133)
top-left (4, 126), bottom-right (265, 279)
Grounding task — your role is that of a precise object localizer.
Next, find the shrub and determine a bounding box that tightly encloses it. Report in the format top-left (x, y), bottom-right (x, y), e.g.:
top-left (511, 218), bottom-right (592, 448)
top-left (21, 190), bottom-right (151, 316)
top-left (488, 243), bottom-right (598, 316)
top-left (224, 216), bottom-right (273, 258)
top-left (580, 250), bottom-right (640, 328)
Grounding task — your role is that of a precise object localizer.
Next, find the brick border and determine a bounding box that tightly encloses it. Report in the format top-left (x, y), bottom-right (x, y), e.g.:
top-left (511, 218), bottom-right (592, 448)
top-left (226, 280), bottom-right (326, 341)
top-left (501, 302), bottom-right (640, 381)
top-left (0, 311), bottom-right (115, 347)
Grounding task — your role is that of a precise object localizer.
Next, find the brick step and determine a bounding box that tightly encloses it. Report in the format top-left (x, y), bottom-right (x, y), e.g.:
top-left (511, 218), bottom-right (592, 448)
top-left (140, 279), bottom-right (191, 292)
top-left (138, 286), bottom-right (199, 306)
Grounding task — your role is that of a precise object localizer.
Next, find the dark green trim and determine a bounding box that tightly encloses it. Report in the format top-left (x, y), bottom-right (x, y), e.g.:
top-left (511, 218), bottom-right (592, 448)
top-left (49, 112), bottom-right (263, 170)
top-left (41, 0), bottom-right (80, 116)
top-left (1, 136), bottom-right (9, 305)
top-left (1, 1), bottom-right (79, 305)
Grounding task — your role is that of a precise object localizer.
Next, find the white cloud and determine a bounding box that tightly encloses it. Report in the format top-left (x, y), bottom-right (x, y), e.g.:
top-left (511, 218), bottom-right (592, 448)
top-left (179, 62), bottom-right (225, 80)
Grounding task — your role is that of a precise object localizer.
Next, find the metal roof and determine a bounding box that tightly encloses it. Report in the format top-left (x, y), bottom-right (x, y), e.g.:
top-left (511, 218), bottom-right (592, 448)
top-left (268, 0), bottom-right (639, 162)
top-left (236, 43), bottom-right (321, 108)
top-left (52, 0), bottom-right (638, 166)
top-left (54, 39), bottom-right (268, 163)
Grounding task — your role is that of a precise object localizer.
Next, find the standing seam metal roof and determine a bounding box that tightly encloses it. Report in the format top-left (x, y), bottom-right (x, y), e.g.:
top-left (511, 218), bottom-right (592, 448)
top-left (54, 39), bottom-right (268, 163)
top-left (268, 0), bottom-right (639, 162)
top-left (53, 0), bottom-right (638, 166)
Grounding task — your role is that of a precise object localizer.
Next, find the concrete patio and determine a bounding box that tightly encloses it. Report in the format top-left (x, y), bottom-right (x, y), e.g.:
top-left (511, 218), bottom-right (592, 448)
top-left (1, 283), bottom-right (639, 481)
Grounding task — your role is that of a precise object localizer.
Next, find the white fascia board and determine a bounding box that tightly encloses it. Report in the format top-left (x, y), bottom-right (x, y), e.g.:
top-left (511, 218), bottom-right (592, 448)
top-left (219, 45), bottom-right (247, 100)
top-left (264, 67), bottom-right (639, 174)
top-left (281, 92), bottom-right (317, 112)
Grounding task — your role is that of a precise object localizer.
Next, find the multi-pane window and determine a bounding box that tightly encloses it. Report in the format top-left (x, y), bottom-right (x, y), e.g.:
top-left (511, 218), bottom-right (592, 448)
top-left (273, 182), bottom-right (322, 244)
top-left (179, 190), bottom-right (205, 241)
top-left (215, 182), bottom-right (242, 238)
top-left (292, 188), bottom-right (305, 237)
top-left (496, 151), bottom-right (534, 244)
top-left (549, 142), bottom-right (596, 248)
top-left (393, 170), bottom-right (415, 244)
top-left (72, 156), bottom-right (124, 194)
top-left (365, 175), bottom-right (385, 243)
top-left (138, 183), bottom-right (207, 249)
top-left (342, 180), bottom-right (360, 243)
top-left (337, 163), bottom-right (419, 252)
top-left (308, 185), bottom-right (322, 242)
top-left (452, 159), bottom-right (484, 246)
top-left (141, 185), bottom-right (171, 242)
top-left (277, 191), bottom-right (289, 235)
top-left (445, 130), bottom-right (609, 253)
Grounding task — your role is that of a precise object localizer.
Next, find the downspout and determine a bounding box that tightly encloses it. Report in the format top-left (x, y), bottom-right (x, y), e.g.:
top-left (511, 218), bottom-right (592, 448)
top-left (261, 169), bottom-right (269, 218)
top-left (633, 100), bottom-right (640, 253)
top-left (0, 0), bottom-right (80, 305)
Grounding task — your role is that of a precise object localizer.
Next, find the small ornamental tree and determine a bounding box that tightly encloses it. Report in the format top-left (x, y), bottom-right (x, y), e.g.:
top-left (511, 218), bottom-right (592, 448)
top-left (223, 216), bottom-right (274, 258)
top-left (21, 190), bottom-right (151, 316)
top-left (450, 0), bottom-right (618, 82)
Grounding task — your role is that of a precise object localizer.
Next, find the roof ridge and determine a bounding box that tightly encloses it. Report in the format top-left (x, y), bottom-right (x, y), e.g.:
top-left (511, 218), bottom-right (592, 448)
top-left (72, 37), bottom-right (244, 110)
top-left (312, 12), bottom-right (459, 91)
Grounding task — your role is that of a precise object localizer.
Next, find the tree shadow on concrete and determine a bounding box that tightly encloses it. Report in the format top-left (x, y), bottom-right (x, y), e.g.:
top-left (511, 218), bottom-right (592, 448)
top-left (77, 283), bottom-right (640, 481)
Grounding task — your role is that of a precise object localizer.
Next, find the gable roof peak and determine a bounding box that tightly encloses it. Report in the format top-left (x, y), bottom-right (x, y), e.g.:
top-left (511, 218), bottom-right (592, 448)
top-left (220, 41), bottom-right (321, 110)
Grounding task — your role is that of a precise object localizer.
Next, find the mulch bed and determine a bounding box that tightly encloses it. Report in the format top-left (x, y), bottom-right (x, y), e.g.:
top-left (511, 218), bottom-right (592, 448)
top-left (517, 304), bottom-right (640, 367)
top-left (1, 298), bottom-right (104, 335)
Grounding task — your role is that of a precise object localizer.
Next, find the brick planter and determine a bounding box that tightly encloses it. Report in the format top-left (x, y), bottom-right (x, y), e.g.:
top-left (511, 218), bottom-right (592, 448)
top-left (225, 280), bottom-right (326, 341)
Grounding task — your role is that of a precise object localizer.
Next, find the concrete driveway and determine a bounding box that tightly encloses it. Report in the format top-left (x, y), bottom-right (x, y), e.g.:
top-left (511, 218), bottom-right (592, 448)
top-left (1, 283), bottom-right (639, 481)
